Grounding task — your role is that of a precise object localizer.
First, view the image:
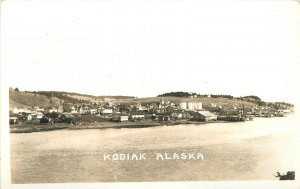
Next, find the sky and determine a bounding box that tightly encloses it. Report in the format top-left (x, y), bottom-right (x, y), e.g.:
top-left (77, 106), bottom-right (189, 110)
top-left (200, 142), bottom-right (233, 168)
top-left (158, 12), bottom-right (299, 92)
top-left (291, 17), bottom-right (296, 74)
top-left (1, 0), bottom-right (300, 103)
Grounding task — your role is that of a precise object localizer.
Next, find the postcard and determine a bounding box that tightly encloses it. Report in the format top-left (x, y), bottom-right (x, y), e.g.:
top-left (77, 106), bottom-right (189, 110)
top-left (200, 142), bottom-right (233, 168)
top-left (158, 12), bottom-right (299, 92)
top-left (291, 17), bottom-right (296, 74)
top-left (1, 0), bottom-right (300, 189)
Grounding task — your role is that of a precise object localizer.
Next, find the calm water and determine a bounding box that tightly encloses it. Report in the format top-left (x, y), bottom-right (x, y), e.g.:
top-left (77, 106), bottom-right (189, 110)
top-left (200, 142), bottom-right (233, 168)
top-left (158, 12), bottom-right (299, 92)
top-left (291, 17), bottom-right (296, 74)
top-left (10, 115), bottom-right (298, 183)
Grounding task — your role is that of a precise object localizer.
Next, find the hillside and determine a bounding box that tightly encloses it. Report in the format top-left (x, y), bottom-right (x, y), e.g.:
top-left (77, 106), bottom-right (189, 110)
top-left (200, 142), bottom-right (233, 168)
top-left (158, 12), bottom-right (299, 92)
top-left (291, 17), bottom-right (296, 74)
top-left (9, 88), bottom-right (62, 109)
top-left (9, 88), bottom-right (135, 109)
top-left (9, 88), bottom-right (292, 112)
top-left (111, 96), bottom-right (257, 112)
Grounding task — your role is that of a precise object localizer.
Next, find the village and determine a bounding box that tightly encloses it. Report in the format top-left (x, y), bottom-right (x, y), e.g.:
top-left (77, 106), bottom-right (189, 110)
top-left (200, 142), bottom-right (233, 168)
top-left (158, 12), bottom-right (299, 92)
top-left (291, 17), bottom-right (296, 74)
top-left (9, 96), bottom-right (293, 127)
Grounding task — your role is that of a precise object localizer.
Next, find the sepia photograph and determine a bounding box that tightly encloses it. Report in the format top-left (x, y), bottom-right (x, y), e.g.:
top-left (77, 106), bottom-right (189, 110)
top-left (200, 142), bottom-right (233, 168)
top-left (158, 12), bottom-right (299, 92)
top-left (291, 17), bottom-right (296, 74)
top-left (1, 0), bottom-right (300, 188)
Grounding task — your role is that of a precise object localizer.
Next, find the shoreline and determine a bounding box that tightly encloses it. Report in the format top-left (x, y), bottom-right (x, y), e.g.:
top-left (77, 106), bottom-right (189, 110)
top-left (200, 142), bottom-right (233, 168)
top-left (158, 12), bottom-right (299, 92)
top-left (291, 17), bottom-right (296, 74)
top-left (9, 120), bottom-right (228, 133)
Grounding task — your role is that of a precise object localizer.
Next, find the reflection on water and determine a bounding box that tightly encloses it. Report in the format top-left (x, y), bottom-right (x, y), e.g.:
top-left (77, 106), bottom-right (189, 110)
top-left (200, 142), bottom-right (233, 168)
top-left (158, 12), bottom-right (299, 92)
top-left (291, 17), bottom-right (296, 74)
top-left (10, 115), bottom-right (297, 183)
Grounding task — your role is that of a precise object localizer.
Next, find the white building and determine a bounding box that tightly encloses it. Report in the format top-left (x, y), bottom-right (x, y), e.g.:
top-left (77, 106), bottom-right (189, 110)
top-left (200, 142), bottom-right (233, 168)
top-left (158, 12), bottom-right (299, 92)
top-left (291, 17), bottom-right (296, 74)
top-left (90, 109), bottom-right (97, 114)
top-left (34, 106), bottom-right (45, 112)
top-left (49, 107), bottom-right (58, 113)
top-left (120, 115), bottom-right (129, 121)
top-left (197, 111), bottom-right (218, 121)
top-left (70, 106), bottom-right (78, 114)
top-left (130, 112), bottom-right (145, 119)
top-left (179, 102), bottom-right (187, 110)
top-left (27, 114), bottom-right (33, 120)
top-left (102, 109), bottom-right (113, 114)
top-left (179, 102), bottom-right (202, 111)
top-left (36, 112), bottom-right (44, 119)
top-left (13, 108), bottom-right (31, 114)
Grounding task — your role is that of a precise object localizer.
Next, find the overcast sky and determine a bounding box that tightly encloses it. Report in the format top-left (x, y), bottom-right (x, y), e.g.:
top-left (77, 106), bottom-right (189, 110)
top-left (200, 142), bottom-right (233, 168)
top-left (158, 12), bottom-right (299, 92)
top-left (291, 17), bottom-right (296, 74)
top-left (1, 0), bottom-right (300, 103)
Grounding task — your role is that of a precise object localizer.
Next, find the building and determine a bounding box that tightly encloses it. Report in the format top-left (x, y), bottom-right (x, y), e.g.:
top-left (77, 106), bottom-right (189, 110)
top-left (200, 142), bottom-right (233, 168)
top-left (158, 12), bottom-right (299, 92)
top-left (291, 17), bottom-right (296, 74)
top-left (27, 114), bottom-right (33, 120)
top-left (112, 114), bottom-right (129, 122)
top-left (138, 105), bottom-right (147, 111)
top-left (197, 111), bottom-right (218, 122)
top-left (35, 112), bottom-right (44, 119)
top-left (179, 102), bottom-right (187, 110)
top-left (130, 111), bottom-right (145, 119)
top-left (13, 107), bottom-right (31, 114)
top-left (90, 109), bottom-right (97, 114)
top-left (48, 107), bottom-right (58, 113)
top-left (79, 105), bottom-right (91, 114)
top-left (119, 114), bottom-right (129, 122)
top-left (70, 106), bottom-right (78, 114)
top-left (187, 102), bottom-right (194, 110)
top-left (102, 109), bottom-right (113, 114)
top-left (9, 117), bottom-right (18, 124)
top-left (179, 102), bottom-right (202, 111)
top-left (33, 106), bottom-right (45, 112)
top-left (170, 110), bottom-right (183, 119)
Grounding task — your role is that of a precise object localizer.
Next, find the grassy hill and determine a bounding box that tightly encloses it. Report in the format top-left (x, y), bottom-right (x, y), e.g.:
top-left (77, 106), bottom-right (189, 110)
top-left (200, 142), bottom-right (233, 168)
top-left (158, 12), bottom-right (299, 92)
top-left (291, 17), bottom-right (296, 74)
top-left (9, 88), bottom-right (274, 112)
top-left (9, 88), bottom-right (62, 109)
top-left (9, 88), bottom-right (135, 109)
top-left (111, 96), bottom-right (256, 112)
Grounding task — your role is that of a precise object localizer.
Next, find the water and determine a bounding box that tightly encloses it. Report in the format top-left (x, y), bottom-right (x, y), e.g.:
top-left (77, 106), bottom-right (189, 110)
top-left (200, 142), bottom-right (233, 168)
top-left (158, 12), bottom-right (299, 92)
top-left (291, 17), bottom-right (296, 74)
top-left (10, 115), bottom-right (297, 183)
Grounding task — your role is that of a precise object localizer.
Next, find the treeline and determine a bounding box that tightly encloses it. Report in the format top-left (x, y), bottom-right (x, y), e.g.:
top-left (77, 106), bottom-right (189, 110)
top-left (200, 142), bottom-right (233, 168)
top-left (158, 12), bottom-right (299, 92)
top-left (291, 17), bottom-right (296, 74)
top-left (158, 92), bottom-right (192, 98)
top-left (211, 94), bottom-right (234, 99)
top-left (158, 92), bottom-right (234, 99)
top-left (242, 95), bottom-right (261, 101)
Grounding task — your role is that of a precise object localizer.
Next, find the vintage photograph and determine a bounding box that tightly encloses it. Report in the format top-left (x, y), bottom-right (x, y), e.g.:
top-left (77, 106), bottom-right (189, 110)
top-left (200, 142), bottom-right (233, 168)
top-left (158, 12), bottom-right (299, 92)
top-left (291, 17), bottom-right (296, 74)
top-left (1, 0), bottom-right (300, 188)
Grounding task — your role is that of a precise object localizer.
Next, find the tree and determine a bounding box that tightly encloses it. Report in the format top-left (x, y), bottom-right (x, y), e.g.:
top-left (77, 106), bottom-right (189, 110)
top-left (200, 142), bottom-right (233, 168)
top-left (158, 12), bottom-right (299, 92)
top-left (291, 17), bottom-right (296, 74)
top-left (15, 88), bottom-right (19, 92)
top-left (46, 112), bottom-right (59, 119)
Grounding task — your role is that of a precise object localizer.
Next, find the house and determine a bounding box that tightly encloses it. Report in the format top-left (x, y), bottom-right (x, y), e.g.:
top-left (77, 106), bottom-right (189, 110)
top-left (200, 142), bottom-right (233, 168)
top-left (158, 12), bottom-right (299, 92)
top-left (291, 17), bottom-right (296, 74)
top-left (130, 111), bottom-right (145, 120)
top-left (112, 114), bottom-right (128, 122)
top-left (33, 106), bottom-right (45, 112)
top-left (36, 112), bottom-right (44, 119)
top-left (101, 108), bottom-right (113, 114)
top-left (197, 111), bottom-right (218, 122)
top-left (90, 109), bottom-right (97, 114)
top-left (9, 117), bottom-right (18, 124)
top-left (147, 103), bottom-right (159, 113)
top-left (120, 115), bottom-right (129, 121)
top-left (13, 108), bottom-right (31, 114)
top-left (156, 114), bottom-right (170, 121)
top-left (148, 103), bottom-right (159, 109)
top-left (170, 103), bottom-right (176, 107)
top-left (170, 110), bottom-right (183, 119)
top-left (26, 112), bottom-right (44, 120)
top-left (118, 114), bottom-right (129, 122)
top-left (116, 104), bottom-right (131, 112)
top-left (138, 105), bottom-right (147, 111)
top-left (27, 114), bottom-right (33, 120)
top-left (48, 107), bottom-right (58, 113)
top-left (70, 106), bottom-right (78, 114)
top-left (79, 105), bottom-right (91, 114)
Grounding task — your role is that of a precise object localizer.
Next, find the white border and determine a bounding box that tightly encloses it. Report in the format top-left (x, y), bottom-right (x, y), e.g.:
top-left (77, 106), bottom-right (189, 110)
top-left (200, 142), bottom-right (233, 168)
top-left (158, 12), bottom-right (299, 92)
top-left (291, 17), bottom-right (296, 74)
top-left (1, 0), bottom-right (300, 188)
